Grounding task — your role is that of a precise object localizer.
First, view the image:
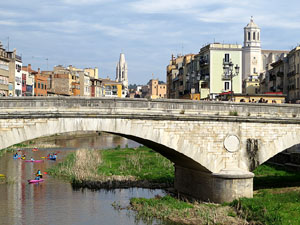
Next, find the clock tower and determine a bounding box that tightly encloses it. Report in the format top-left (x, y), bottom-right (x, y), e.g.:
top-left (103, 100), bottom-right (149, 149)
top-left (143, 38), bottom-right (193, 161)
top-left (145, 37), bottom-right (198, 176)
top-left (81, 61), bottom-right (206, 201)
top-left (242, 17), bottom-right (262, 80)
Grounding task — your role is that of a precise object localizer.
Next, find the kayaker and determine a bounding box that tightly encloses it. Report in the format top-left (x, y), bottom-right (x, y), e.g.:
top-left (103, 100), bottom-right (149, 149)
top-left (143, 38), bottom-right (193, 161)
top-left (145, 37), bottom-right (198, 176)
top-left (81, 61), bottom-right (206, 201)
top-left (34, 175), bottom-right (40, 180)
top-left (36, 170), bottom-right (42, 178)
top-left (30, 157), bottom-right (34, 161)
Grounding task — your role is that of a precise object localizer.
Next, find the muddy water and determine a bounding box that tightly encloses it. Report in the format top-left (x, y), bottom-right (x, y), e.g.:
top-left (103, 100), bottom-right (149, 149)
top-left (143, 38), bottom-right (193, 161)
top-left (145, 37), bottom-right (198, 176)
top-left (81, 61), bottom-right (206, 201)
top-left (0, 133), bottom-right (173, 225)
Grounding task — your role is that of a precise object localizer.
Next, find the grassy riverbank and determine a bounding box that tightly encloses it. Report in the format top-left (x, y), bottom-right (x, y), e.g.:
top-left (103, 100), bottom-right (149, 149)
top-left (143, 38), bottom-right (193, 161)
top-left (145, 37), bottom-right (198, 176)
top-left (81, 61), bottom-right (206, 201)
top-left (130, 164), bottom-right (300, 225)
top-left (47, 146), bottom-right (174, 188)
top-left (0, 143), bottom-right (29, 158)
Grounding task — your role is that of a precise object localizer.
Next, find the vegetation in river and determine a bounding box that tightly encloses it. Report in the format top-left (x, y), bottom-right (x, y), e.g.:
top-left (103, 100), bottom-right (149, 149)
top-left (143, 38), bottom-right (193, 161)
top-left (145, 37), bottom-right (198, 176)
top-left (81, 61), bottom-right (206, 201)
top-left (0, 142), bottom-right (29, 158)
top-left (130, 195), bottom-right (246, 225)
top-left (47, 146), bottom-right (174, 187)
top-left (0, 175), bottom-right (17, 185)
top-left (98, 146), bottom-right (174, 183)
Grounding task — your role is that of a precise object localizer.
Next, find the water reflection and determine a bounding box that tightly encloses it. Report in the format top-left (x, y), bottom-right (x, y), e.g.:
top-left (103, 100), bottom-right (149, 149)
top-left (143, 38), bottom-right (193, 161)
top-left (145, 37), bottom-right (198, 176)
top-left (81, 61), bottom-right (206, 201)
top-left (0, 133), bottom-right (168, 225)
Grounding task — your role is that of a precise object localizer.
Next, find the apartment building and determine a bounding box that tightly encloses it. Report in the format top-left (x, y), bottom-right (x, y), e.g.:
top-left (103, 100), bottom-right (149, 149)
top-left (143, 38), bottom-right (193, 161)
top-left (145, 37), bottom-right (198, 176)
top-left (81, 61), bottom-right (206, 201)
top-left (0, 42), bottom-right (10, 96)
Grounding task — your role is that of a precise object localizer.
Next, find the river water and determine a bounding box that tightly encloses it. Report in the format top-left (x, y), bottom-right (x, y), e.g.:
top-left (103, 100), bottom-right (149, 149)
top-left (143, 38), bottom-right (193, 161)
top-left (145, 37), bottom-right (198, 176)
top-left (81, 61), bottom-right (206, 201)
top-left (0, 133), bottom-right (172, 225)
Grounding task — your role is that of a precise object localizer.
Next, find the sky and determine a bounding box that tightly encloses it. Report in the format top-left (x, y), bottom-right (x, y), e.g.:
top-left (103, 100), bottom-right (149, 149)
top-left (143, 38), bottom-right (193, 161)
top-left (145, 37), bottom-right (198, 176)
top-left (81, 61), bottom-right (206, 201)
top-left (1, 0), bottom-right (300, 85)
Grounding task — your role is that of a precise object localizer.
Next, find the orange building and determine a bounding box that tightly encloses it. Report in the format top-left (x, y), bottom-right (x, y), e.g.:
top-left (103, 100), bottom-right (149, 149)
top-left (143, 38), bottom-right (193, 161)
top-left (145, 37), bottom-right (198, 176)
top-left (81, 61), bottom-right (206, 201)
top-left (72, 81), bottom-right (80, 96)
top-left (147, 79), bottom-right (167, 99)
top-left (34, 70), bottom-right (48, 96)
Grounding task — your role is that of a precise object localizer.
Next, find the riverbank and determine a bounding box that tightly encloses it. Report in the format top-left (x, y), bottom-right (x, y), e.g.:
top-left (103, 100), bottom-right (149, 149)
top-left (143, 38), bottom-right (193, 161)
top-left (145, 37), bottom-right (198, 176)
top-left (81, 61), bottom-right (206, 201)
top-left (47, 146), bottom-right (174, 189)
top-left (130, 164), bottom-right (300, 225)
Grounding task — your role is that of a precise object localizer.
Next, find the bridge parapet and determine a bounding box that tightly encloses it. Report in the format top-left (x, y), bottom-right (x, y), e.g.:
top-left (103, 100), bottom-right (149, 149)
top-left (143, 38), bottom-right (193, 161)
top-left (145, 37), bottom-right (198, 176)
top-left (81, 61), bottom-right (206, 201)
top-left (0, 97), bottom-right (300, 120)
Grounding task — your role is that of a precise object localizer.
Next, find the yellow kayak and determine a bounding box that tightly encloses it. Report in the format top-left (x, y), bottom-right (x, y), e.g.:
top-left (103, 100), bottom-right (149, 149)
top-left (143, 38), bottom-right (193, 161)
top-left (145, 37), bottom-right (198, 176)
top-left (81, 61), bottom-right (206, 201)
top-left (0, 174), bottom-right (5, 177)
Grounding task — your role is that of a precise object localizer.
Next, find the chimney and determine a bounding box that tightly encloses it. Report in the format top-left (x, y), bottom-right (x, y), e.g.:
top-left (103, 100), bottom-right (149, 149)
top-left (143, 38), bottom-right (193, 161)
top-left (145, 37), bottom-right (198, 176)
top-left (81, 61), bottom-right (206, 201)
top-left (28, 64), bottom-right (31, 71)
top-left (38, 68), bottom-right (40, 74)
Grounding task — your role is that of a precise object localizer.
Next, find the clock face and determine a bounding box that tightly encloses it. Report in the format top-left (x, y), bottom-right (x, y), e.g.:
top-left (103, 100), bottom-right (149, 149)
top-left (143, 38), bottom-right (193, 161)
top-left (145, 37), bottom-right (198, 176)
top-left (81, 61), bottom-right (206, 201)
top-left (252, 58), bottom-right (257, 65)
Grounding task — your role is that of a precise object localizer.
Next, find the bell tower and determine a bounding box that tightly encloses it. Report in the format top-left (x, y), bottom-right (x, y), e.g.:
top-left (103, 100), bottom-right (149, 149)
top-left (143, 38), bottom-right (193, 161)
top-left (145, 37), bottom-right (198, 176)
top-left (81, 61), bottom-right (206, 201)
top-left (242, 17), bottom-right (262, 80)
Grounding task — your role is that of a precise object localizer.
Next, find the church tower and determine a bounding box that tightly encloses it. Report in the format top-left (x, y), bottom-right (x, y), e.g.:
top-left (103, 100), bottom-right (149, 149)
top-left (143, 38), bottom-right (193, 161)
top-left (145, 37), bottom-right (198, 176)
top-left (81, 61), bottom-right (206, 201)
top-left (116, 53), bottom-right (128, 95)
top-left (242, 17), bottom-right (262, 80)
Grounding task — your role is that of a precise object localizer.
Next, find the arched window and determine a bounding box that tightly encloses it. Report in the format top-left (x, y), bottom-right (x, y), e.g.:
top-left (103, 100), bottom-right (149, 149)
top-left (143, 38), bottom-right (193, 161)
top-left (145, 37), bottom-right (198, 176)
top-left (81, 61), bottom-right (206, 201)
top-left (248, 32), bottom-right (250, 41)
top-left (253, 32), bottom-right (256, 40)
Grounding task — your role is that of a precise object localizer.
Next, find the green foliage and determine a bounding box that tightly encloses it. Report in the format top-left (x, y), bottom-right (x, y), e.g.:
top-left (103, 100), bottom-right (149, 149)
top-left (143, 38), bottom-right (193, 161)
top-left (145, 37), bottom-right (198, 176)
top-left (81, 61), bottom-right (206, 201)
top-left (98, 146), bottom-right (174, 183)
top-left (231, 190), bottom-right (300, 225)
top-left (47, 153), bottom-right (76, 180)
top-left (229, 111), bottom-right (238, 116)
top-left (253, 164), bottom-right (300, 189)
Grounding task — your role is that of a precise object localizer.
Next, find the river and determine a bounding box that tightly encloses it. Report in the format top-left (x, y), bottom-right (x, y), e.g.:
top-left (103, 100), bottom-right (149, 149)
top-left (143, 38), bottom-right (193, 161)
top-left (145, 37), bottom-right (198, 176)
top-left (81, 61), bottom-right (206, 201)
top-left (0, 132), bottom-right (174, 225)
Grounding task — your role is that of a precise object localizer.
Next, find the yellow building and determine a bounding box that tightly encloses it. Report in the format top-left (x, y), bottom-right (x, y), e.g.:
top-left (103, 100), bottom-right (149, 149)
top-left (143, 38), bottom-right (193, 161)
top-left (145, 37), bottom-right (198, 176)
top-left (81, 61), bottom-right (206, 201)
top-left (84, 67), bottom-right (98, 79)
top-left (243, 75), bottom-right (260, 94)
top-left (218, 93), bottom-right (286, 103)
top-left (102, 79), bottom-right (122, 98)
top-left (147, 79), bottom-right (167, 99)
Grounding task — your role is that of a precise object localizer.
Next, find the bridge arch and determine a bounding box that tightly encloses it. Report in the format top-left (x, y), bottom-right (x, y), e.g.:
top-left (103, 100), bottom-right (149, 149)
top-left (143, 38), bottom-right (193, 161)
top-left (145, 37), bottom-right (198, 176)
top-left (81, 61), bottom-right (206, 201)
top-left (0, 117), bottom-right (211, 173)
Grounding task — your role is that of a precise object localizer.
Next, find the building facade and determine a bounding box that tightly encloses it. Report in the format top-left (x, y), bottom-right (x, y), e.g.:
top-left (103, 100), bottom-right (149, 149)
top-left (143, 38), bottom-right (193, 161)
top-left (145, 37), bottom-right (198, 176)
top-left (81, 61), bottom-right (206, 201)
top-left (8, 49), bottom-right (22, 96)
top-left (0, 42), bottom-right (10, 96)
top-left (200, 43), bottom-right (242, 99)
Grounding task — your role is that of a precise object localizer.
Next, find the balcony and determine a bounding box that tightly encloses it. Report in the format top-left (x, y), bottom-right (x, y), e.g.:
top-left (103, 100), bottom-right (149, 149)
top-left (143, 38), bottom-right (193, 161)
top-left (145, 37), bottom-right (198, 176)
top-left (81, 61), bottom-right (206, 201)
top-left (199, 59), bottom-right (209, 66)
top-left (222, 74), bottom-right (231, 80)
top-left (277, 71), bottom-right (284, 77)
top-left (287, 71), bottom-right (295, 77)
top-left (269, 74), bottom-right (276, 81)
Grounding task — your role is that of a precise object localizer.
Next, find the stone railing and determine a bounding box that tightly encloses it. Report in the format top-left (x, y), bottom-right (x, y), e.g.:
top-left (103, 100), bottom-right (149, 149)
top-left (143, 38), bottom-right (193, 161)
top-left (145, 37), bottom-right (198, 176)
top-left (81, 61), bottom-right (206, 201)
top-left (0, 97), bottom-right (300, 121)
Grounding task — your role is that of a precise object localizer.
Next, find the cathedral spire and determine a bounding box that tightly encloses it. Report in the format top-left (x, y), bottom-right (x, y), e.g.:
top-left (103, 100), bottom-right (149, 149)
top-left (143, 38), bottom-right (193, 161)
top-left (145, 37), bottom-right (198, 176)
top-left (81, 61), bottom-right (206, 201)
top-left (116, 53), bottom-right (128, 96)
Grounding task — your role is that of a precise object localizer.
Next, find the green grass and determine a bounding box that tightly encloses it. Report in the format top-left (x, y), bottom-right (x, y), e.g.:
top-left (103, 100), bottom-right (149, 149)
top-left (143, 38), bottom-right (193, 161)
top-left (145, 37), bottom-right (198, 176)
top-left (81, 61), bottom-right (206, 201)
top-left (98, 146), bottom-right (174, 183)
top-left (130, 195), bottom-right (194, 219)
top-left (231, 190), bottom-right (300, 225)
top-left (46, 153), bottom-right (77, 180)
top-left (253, 164), bottom-right (300, 189)
top-left (224, 164), bottom-right (300, 225)
top-left (0, 142), bottom-right (30, 158)
top-left (47, 146), bottom-right (174, 184)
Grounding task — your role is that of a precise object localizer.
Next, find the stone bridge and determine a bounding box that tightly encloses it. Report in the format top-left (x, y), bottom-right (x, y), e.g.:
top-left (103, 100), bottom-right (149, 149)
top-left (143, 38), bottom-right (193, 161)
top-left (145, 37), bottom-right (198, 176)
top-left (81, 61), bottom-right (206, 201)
top-left (1, 97), bottom-right (300, 203)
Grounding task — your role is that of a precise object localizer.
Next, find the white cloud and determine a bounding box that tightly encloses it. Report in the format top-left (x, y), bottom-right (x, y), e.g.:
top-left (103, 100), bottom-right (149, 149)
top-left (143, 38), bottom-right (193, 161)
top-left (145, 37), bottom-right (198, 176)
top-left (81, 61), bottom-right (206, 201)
top-left (61, 0), bottom-right (110, 5)
top-left (0, 20), bottom-right (18, 26)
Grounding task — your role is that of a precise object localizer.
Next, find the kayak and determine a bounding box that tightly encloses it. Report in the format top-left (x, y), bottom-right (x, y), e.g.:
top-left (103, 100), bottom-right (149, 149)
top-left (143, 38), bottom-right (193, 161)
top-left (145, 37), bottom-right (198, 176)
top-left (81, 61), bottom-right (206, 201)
top-left (25, 160), bottom-right (44, 163)
top-left (13, 155), bottom-right (21, 159)
top-left (28, 179), bottom-right (44, 184)
top-left (49, 157), bottom-right (56, 161)
top-left (0, 174), bottom-right (5, 177)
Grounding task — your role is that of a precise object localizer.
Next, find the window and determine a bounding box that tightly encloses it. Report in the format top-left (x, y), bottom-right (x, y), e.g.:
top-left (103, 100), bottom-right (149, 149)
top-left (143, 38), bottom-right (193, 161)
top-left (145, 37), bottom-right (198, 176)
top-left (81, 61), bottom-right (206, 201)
top-left (224, 82), bottom-right (230, 90)
top-left (45, 84), bottom-right (47, 89)
top-left (253, 68), bottom-right (256, 74)
top-left (41, 83), bottom-right (44, 89)
top-left (253, 32), bottom-right (256, 40)
top-left (248, 32), bottom-right (250, 41)
top-left (224, 54), bottom-right (230, 63)
top-left (38, 83), bottom-right (40, 88)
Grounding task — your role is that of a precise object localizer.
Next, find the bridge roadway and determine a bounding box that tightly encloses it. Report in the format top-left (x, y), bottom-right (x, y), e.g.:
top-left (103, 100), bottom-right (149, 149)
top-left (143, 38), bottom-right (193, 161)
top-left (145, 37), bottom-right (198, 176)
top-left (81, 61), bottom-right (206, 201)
top-left (1, 97), bottom-right (300, 203)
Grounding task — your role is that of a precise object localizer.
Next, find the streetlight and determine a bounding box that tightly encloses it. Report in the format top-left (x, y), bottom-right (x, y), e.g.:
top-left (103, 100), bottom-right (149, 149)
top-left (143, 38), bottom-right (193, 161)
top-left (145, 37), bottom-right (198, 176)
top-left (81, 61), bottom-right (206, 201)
top-left (223, 59), bottom-right (240, 101)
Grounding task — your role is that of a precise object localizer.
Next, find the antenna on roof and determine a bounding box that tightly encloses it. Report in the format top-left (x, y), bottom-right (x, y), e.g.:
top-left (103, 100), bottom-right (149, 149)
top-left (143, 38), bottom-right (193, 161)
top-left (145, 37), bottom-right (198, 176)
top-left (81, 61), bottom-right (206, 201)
top-left (7, 36), bottom-right (9, 51)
